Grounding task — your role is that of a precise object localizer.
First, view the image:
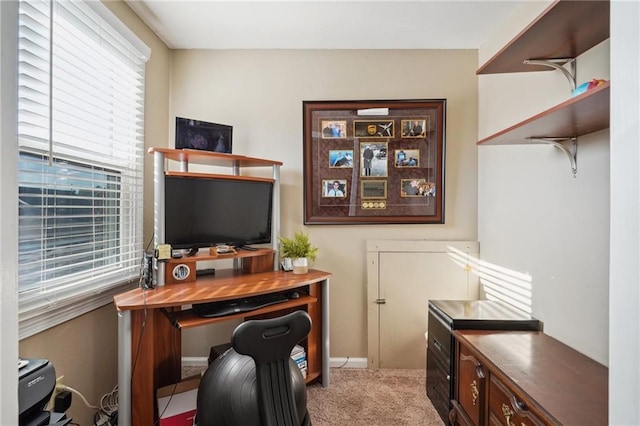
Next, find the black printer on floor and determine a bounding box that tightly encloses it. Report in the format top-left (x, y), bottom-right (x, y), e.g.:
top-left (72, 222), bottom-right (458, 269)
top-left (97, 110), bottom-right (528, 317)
top-left (18, 358), bottom-right (72, 426)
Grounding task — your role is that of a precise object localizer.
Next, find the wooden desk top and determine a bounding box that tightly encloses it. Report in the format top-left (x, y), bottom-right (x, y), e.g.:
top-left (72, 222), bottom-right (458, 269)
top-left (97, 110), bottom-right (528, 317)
top-left (453, 330), bottom-right (608, 426)
top-left (113, 269), bottom-right (332, 311)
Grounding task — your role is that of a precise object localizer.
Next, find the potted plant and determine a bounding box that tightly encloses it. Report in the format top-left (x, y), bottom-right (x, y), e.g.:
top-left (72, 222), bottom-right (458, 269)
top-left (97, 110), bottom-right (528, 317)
top-left (278, 232), bottom-right (318, 274)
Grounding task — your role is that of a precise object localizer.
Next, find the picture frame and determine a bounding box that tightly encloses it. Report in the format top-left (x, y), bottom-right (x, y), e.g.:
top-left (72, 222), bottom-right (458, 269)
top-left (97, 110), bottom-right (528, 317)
top-left (303, 99), bottom-right (446, 224)
top-left (322, 179), bottom-right (348, 197)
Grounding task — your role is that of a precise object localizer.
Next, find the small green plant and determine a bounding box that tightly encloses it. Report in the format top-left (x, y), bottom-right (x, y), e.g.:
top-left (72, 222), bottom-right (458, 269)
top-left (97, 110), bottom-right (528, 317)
top-left (279, 232), bottom-right (318, 262)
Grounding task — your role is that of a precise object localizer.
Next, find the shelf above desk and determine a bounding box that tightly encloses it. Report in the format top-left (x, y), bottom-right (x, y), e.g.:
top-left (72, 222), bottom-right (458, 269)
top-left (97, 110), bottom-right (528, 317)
top-left (148, 147), bottom-right (283, 168)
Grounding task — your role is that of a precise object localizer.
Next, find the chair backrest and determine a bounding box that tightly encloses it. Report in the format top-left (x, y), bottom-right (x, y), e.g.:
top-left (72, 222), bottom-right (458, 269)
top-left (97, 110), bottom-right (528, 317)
top-left (232, 310), bottom-right (312, 426)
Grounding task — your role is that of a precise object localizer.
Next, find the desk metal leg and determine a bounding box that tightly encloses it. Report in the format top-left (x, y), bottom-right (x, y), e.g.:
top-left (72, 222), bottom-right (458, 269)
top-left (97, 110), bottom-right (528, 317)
top-left (118, 310), bottom-right (131, 426)
top-left (322, 278), bottom-right (330, 387)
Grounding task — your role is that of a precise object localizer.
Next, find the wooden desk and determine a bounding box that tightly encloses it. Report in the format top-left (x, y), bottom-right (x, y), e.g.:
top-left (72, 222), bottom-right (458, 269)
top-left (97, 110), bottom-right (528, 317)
top-left (114, 268), bottom-right (332, 426)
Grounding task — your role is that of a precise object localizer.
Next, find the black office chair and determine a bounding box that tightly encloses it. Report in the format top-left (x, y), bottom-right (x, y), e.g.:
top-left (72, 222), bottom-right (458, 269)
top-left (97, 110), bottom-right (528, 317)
top-left (196, 310), bottom-right (312, 426)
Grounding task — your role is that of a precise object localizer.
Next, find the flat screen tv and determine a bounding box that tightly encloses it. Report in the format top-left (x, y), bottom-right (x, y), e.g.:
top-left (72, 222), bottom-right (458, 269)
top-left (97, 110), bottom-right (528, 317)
top-left (164, 175), bottom-right (273, 249)
top-left (175, 117), bottom-right (232, 154)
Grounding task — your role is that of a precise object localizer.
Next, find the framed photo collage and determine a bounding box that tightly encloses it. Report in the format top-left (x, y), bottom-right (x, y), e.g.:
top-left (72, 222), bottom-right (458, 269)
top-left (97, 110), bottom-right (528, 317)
top-left (303, 99), bottom-right (446, 224)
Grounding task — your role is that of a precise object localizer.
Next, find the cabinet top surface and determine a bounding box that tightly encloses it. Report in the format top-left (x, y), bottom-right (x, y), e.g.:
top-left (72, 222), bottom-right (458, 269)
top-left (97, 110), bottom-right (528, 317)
top-left (429, 299), bottom-right (538, 322)
top-left (114, 269), bottom-right (331, 310)
top-left (454, 330), bottom-right (608, 425)
top-left (477, 0), bottom-right (610, 75)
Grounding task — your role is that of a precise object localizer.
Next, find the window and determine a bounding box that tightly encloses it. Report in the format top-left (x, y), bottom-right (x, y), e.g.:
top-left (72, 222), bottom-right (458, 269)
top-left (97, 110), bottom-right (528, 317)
top-left (17, 0), bottom-right (150, 338)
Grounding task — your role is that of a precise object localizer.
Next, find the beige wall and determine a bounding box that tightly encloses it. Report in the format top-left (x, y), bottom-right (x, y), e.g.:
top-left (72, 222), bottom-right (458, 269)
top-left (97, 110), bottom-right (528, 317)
top-left (170, 49), bottom-right (479, 358)
top-left (18, 2), bottom-right (171, 425)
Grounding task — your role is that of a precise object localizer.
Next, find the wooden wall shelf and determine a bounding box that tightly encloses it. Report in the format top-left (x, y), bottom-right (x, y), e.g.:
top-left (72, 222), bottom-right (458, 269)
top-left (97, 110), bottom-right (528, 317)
top-left (476, 0), bottom-right (610, 176)
top-left (477, 82), bottom-right (610, 146)
top-left (477, 0), bottom-right (610, 75)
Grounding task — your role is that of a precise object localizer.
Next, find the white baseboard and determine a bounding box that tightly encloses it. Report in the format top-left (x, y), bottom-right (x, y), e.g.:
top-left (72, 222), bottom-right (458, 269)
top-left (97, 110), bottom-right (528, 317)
top-left (182, 356), bottom-right (209, 367)
top-left (329, 357), bottom-right (367, 368)
top-left (182, 356), bottom-right (368, 369)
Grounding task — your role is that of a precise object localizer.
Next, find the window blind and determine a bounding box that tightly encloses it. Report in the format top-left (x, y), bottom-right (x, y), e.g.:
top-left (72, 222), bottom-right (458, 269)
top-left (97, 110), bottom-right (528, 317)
top-left (17, 0), bottom-right (149, 338)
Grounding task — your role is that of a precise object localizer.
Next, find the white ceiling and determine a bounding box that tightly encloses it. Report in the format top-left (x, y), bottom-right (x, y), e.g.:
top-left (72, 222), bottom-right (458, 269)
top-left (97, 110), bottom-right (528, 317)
top-left (126, 1), bottom-right (525, 50)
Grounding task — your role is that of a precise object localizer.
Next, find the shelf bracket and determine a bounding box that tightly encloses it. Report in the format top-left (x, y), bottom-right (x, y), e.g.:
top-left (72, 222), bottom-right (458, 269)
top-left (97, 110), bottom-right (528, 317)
top-left (523, 58), bottom-right (576, 92)
top-left (526, 137), bottom-right (578, 177)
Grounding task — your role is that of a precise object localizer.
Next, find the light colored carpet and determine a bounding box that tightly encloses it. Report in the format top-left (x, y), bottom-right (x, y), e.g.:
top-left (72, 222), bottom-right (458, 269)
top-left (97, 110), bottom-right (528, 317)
top-left (184, 365), bottom-right (444, 425)
top-left (306, 368), bottom-right (444, 426)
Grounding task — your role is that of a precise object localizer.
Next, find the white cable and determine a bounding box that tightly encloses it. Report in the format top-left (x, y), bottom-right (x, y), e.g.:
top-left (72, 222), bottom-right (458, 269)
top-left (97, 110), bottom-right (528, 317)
top-left (99, 385), bottom-right (118, 415)
top-left (92, 385), bottom-right (118, 426)
top-left (55, 382), bottom-right (118, 426)
top-left (58, 384), bottom-right (99, 410)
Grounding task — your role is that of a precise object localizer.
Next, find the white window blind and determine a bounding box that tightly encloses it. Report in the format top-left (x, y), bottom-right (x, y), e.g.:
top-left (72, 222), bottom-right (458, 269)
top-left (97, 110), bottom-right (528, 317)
top-left (17, 0), bottom-right (149, 338)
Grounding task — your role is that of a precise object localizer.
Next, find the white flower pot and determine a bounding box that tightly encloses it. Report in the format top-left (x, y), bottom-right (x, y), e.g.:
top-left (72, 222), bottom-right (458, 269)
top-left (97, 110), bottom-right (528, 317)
top-left (292, 257), bottom-right (309, 274)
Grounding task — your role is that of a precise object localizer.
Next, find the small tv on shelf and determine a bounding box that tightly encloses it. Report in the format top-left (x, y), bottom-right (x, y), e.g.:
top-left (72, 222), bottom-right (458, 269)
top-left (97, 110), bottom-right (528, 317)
top-left (175, 117), bottom-right (232, 154)
top-left (164, 175), bottom-right (273, 250)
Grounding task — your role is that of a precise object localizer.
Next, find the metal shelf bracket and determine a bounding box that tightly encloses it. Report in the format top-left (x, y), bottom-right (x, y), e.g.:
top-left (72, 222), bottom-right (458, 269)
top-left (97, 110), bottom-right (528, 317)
top-left (526, 137), bottom-right (578, 177)
top-left (523, 58), bottom-right (576, 92)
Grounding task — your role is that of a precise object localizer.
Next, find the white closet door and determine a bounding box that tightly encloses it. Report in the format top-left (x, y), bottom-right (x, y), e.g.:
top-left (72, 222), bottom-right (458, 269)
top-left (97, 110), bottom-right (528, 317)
top-left (367, 241), bottom-right (479, 369)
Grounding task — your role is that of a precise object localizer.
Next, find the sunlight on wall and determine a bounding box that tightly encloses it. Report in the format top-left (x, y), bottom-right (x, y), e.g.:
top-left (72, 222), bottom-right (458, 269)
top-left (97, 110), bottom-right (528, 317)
top-left (447, 246), bottom-right (533, 313)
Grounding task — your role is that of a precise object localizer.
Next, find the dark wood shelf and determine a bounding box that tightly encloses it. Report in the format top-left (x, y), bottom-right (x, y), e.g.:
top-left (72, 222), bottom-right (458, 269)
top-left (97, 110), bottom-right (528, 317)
top-left (162, 295), bottom-right (318, 329)
top-left (477, 0), bottom-right (610, 75)
top-left (148, 147), bottom-right (283, 168)
top-left (165, 170), bottom-right (275, 183)
top-left (477, 81), bottom-right (610, 145)
top-left (165, 247), bottom-right (275, 264)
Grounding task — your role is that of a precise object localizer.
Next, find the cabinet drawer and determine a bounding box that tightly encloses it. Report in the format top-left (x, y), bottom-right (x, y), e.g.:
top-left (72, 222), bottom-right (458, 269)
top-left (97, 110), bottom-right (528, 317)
top-left (450, 400), bottom-right (475, 426)
top-left (427, 347), bottom-right (451, 422)
top-left (428, 311), bottom-right (452, 357)
top-left (488, 375), bottom-right (547, 426)
top-left (457, 343), bottom-right (485, 425)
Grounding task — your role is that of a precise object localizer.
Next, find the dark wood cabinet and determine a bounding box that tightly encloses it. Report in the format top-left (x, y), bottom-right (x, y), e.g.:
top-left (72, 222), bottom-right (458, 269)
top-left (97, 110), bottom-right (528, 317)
top-left (451, 330), bottom-right (608, 426)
